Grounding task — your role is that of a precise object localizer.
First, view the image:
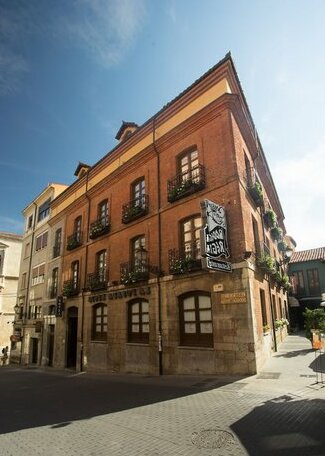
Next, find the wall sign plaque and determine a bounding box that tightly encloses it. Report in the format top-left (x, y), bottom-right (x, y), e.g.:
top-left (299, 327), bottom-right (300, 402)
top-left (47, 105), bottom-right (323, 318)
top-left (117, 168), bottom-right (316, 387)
top-left (220, 291), bottom-right (247, 304)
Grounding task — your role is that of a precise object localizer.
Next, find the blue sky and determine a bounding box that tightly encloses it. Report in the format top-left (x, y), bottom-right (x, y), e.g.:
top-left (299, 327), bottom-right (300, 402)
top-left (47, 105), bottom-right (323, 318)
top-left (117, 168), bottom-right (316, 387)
top-left (0, 0), bottom-right (324, 250)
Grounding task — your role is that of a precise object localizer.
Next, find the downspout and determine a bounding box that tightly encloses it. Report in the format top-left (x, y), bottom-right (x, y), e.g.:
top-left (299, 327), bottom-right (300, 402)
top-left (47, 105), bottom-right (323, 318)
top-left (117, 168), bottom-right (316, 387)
top-left (80, 171), bottom-right (90, 371)
top-left (152, 118), bottom-right (163, 375)
top-left (20, 202), bottom-right (38, 365)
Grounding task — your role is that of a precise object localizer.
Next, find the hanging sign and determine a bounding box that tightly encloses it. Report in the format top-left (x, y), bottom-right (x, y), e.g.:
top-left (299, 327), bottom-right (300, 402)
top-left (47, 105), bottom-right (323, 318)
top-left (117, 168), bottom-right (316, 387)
top-left (201, 199), bottom-right (232, 273)
top-left (56, 296), bottom-right (64, 317)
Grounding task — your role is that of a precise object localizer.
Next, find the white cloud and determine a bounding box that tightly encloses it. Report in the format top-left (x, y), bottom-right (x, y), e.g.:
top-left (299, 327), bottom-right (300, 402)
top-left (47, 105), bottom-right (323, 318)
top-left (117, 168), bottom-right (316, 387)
top-left (272, 139), bottom-right (325, 250)
top-left (63, 0), bottom-right (147, 67)
top-left (0, 216), bottom-right (24, 234)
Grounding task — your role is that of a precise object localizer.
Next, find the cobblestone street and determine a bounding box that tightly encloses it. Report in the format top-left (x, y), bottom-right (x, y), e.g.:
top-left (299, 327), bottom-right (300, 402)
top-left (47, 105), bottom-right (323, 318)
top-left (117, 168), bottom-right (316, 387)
top-left (0, 334), bottom-right (324, 455)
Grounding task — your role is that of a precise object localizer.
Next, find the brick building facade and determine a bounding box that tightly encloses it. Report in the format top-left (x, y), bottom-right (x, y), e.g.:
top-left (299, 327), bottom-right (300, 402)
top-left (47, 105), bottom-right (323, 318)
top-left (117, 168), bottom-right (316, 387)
top-left (15, 54), bottom-right (293, 375)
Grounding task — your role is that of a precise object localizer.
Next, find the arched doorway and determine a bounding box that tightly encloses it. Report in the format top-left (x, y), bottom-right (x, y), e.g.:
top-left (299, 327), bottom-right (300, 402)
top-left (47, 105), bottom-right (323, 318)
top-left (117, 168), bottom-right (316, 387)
top-left (66, 306), bottom-right (78, 369)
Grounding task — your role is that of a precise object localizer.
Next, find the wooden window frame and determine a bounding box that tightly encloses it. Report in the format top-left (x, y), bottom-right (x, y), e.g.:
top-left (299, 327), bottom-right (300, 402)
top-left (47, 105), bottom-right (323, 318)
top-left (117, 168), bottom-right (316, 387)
top-left (180, 215), bottom-right (202, 260)
top-left (179, 291), bottom-right (213, 347)
top-left (128, 299), bottom-right (149, 344)
top-left (307, 268), bottom-right (321, 296)
top-left (92, 303), bottom-right (107, 341)
top-left (177, 147), bottom-right (199, 181)
top-left (131, 177), bottom-right (146, 207)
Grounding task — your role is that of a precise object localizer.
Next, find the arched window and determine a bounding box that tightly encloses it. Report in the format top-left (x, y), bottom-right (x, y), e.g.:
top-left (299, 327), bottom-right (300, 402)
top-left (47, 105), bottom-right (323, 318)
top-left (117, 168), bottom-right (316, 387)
top-left (179, 292), bottom-right (213, 347)
top-left (92, 303), bottom-right (107, 341)
top-left (128, 299), bottom-right (149, 343)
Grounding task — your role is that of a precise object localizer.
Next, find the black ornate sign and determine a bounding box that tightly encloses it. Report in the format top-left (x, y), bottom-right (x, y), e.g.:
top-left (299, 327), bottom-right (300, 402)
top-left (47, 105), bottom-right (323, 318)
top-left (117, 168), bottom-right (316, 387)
top-left (201, 199), bottom-right (232, 273)
top-left (56, 295), bottom-right (64, 317)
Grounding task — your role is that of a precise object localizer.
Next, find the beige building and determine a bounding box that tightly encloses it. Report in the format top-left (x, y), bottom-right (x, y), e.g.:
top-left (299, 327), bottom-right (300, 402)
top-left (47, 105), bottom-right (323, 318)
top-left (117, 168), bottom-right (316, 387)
top-left (0, 232), bottom-right (22, 359)
top-left (11, 183), bottom-right (67, 365)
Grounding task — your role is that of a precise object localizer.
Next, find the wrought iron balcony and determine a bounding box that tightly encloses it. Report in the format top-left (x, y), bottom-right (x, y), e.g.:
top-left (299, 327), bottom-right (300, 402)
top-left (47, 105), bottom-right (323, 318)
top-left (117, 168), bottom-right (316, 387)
top-left (66, 232), bottom-right (82, 251)
top-left (62, 279), bottom-right (79, 297)
top-left (167, 164), bottom-right (205, 203)
top-left (89, 216), bottom-right (110, 239)
top-left (122, 195), bottom-right (149, 224)
top-left (52, 243), bottom-right (61, 258)
top-left (87, 272), bottom-right (108, 291)
top-left (168, 248), bottom-right (202, 274)
top-left (120, 261), bottom-right (149, 284)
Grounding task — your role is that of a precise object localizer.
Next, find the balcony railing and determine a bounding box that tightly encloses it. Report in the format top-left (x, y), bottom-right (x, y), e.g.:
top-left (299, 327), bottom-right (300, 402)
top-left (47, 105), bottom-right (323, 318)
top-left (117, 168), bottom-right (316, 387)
top-left (53, 243), bottom-right (61, 258)
top-left (62, 279), bottom-right (79, 297)
top-left (89, 216), bottom-right (110, 239)
top-left (122, 195), bottom-right (149, 224)
top-left (168, 248), bottom-right (202, 274)
top-left (120, 261), bottom-right (149, 284)
top-left (167, 164), bottom-right (206, 203)
top-left (87, 272), bottom-right (108, 291)
top-left (66, 232), bottom-right (82, 251)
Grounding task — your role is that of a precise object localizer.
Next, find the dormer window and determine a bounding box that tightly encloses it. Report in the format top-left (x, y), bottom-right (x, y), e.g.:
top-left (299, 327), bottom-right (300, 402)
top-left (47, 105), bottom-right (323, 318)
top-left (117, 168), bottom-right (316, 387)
top-left (115, 121), bottom-right (138, 142)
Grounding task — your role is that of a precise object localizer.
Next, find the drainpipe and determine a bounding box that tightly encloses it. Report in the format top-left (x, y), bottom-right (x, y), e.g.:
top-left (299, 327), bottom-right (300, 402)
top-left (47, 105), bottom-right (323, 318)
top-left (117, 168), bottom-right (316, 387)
top-left (80, 171), bottom-right (90, 371)
top-left (153, 117), bottom-right (163, 375)
top-left (20, 202), bottom-right (38, 365)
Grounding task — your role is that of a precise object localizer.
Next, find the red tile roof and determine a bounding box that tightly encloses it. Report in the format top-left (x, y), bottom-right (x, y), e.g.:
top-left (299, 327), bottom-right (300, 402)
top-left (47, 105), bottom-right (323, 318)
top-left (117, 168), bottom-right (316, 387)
top-left (290, 247), bottom-right (325, 263)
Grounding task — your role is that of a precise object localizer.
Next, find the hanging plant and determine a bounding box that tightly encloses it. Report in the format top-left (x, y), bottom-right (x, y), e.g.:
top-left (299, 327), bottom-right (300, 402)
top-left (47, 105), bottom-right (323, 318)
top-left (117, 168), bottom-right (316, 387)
top-left (263, 209), bottom-right (277, 228)
top-left (249, 181), bottom-right (263, 206)
top-left (270, 225), bottom-right (283, 241)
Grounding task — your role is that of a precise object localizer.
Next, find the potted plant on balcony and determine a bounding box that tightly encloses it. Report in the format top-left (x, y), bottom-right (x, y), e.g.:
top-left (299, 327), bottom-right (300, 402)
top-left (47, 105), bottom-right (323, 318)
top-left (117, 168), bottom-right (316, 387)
top-left (277, 240), bottom-right (287, 252)
top-left (270, 225), bottom-right (283, 241)
top-left (249, 181), bottom-right (263, 206)
top-left (62, 282), bottom-right (73, 297)
top-left (257, 253), bottom-right (276, 275)
top-left (263, 209), bottom-right (277, 229)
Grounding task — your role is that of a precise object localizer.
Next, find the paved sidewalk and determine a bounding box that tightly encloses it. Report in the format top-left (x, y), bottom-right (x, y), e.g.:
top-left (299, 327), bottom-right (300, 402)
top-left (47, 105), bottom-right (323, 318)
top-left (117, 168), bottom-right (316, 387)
top-left (0, 333), bottom-right (324, 455)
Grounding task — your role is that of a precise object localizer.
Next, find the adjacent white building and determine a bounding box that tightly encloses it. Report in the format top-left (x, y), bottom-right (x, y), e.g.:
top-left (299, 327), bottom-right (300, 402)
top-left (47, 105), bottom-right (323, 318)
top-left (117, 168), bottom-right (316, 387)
top-left (0, 232), bottom-right (23, 357)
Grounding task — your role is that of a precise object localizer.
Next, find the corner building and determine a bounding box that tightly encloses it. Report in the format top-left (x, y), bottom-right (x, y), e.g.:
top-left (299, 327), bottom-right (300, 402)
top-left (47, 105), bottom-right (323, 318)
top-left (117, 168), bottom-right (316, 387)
top-left (51, 54), bottom-right (293, 375)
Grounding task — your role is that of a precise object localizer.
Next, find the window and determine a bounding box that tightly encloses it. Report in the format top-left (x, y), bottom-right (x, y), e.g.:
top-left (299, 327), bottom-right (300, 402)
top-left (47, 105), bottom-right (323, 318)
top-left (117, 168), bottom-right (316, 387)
top-left (181, 216), bottom-right (201, 259)
top-left (278, 297), bottom-right (282, 318)
top-left (92, 303), bottom-right (107, 341)
top-left (74, 216), bottom-right (82, 242)
top-left (128, 299), bottom-right (149, 343)
top-left (48, 305), bottom-right (56, 315)
top-left (178, 148), bottom-right (199, 182)
top-left (272, 294), bottom-right (277, 320)
top-left (131, 235), bottom-right (146, 268)
top-left (252, 216), bottom-right (260, 255)
top-left (35, 231), bottom-right (48, 251)
top-left (38, 198), bottom-right (51, 222)
top-left (244, 153), bottom-right (252, 186)
top-left (96, 250), bottom-right (107, 283)
top-left (179, 292), bottom-right (213, 347)
top-left (71, 261), bottom-right (79, 291)
top-left (260, 289), bottom-right (267, 326)
top-left (98, 200), bottom-right (108, 224)
top-left (291, 271), bottom-right (305, 296)
top-left (27, 215), bottom-right (33, 230)
top-left (28, 304), bottom-right (42, 319)
top-left (132, 178), bottom-right (145, 207)
top-left (51, 267), bottom-right (59, 297)
top-left (32, 263), bottom-right (45, 285)
top-left (307, 269), bottom-right (321, 296)
top-left (21, 273), bottom-right (27, 289)
top-left (24, 243), bottom-right (30, 258)
top-left (53, 228), bottom-right (62, 257)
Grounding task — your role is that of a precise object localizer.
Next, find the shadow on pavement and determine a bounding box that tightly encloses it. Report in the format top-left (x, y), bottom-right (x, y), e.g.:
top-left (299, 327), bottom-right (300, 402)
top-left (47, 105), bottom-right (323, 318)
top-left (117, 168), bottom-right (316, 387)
top-left (309, 353), bottom-right (325, 374)
top-left (0, 367), bottom-right (244, 435)
top-left (274, 348), bottom-right (314, 358)
top-left (231, 395), bottom-right (325, 456)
